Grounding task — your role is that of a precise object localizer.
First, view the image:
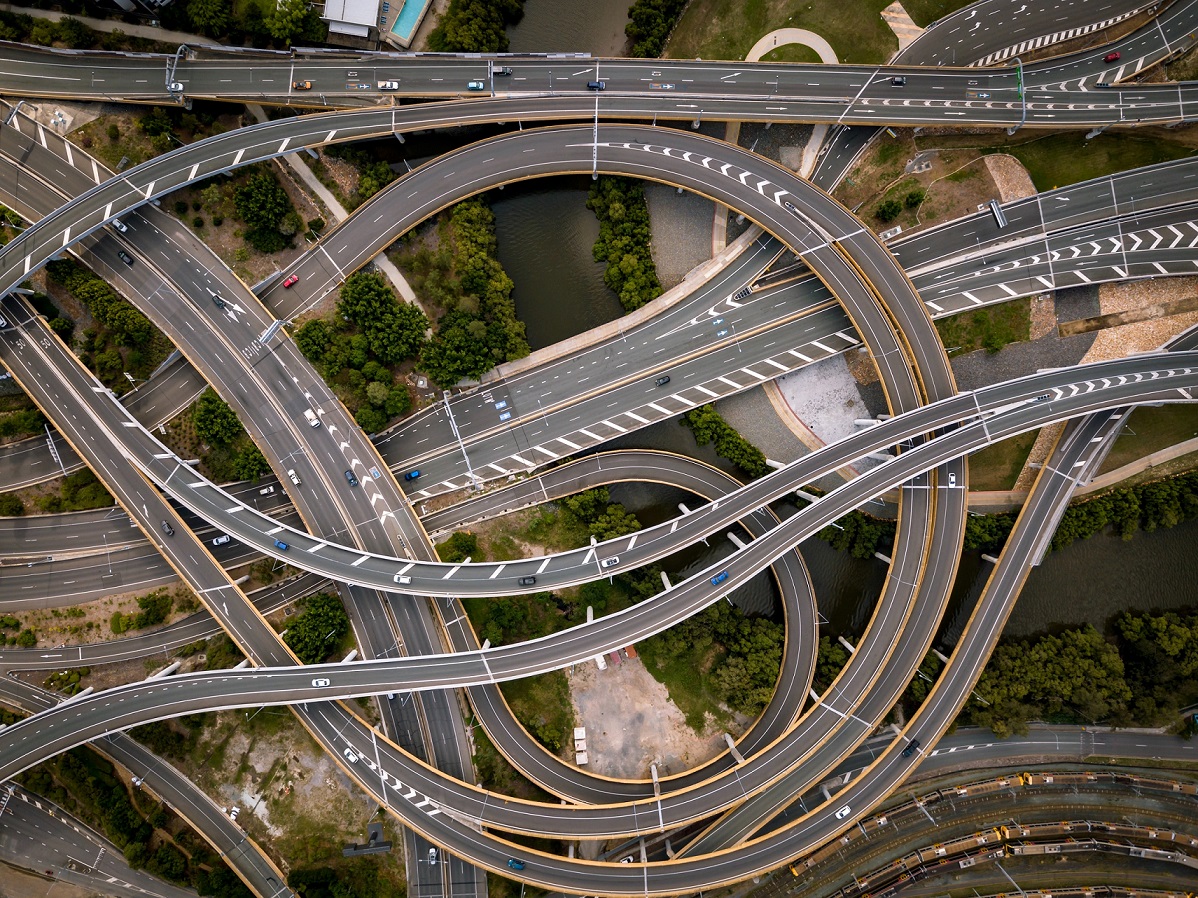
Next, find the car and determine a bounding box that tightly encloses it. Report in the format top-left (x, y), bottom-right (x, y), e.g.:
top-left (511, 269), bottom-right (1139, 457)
top-left (259, 485), bottom-right (275, 495)
top-left (160, 520), bottom-right (174, 536)
top-left (655, 375), bottom-right (671, 387)
top-left (404, 470), bottom-right (421, 481)
top-left (394, 573), bottom-right (412, 584)
top-left (111, 218), bottom-right (128, 233)
top-left (287, 469), bottom-right (301, 485)
top-left (467, 80), bottom-right (486, 91)
top-left (783, 200), bottom-right (800, 215)
top-left (495, 66), bottom-right (513, 76)
top-left (602, 556), bottom-right (620, 568)
top-left (948, 472), bottom-right (957, 488)
top-left (303, 408), bottom-right (321, 428)
top-left (343, 747), bottom-right (359, 763)
top-left (711, 570), bottom-right (729, 586)
top-left (518, 576), bottom-right (537, 587)
top-left (901, 738), bottom-right (921, 758)
top-left (211, 293), bottom-right (226, 309)
top-left (0, 315), bottom-right (8, 328)
top-left (292, 80), bottom-right (312, 90)
top-left (835, 804), bottom-right (852, 820)
top-left (1035, 393), bottom-right (1051, 402)
top-left (312, 678), bottom-right (330, 687)
top-left (1104, 51), bottom-right (1121, 63)
top-left (378, 80), bottom-right (400, 90)
top-left (212, 534), bottom-right (231, 547)
top-left (891, 76), bottom-right (906, 86)
top-left (168, 81), bottom-right (183, 92)
top-left (274, 539), bottom-right (290, 551)
top-left (428, 848), bottom-right (438, 866)
top-left (619, 856), bottom-right (633, 864)
top-left (117, 250), bottom-right (134, 266)
top-left (387, 692), bottom-right (395, 700)
top-left (506, 859), bottom-right (525, 871)
top-left (344, 470), bottom-right (359, 487)
top-left (587, 80), bottom-right (606, 91)
top-left (282, 274), bottom-right (299, 288)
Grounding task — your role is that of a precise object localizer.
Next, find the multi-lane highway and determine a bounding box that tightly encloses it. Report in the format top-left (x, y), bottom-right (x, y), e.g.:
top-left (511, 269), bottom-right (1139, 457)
top-left (2, 4), bottom-right (1197, 896)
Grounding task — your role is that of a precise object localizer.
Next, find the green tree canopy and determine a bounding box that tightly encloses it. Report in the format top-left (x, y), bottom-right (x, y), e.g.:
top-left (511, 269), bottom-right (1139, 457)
top-left (282, 593), bottom-right (350, 665)
top-left (192, 389), bottom-right (243, 445)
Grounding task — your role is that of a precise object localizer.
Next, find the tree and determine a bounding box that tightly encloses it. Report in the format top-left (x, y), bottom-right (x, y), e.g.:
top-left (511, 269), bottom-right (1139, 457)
top-left (266, 0), bottom-right (308, 42)
top-left (337, 272), bottom-right (428, 364)
top-left (233, 171), bottom-right (292, 233)
top-left (282, 593), bottom-right (350, 665)
top-left (295, 319), bottom-right (331, 362)
top-left (625, 0), bottom-right (688, 57)
top-left (192, 389), bottom-right (243, 445)
top-left (187, 0), bottom-right (228, 36)
top-left (438, 531), bottom-right (478, 563)
top-left (426, 0), bottom-right (524, 52)
top-left (420, 311), bottom-right (496, 386)
top-left (875, 199), bottom-right (902, 223)
top-left (0, 492), bottom-right (24, 516)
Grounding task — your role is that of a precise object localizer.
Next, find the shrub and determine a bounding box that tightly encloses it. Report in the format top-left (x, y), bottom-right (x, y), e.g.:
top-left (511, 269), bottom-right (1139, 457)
top-left (875, 199), bottom-right (902, 223)
top-left (106, 123), bottom-right (120, 142)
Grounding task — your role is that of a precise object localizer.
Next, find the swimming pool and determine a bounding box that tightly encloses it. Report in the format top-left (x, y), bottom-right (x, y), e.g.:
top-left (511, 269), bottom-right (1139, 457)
top-left (389, 0), bottom-right (432, 44)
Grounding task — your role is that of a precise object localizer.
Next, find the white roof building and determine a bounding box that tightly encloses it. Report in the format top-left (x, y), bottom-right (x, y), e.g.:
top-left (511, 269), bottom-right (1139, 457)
top-left (322, 0), bottom-right (376, 39)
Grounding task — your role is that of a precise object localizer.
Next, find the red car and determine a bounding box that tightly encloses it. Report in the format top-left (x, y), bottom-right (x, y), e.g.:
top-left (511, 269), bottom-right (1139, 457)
top-left (282, 274), bottom-right (299, 288)
top-left (1104, 51), bottom-right (1121, 63)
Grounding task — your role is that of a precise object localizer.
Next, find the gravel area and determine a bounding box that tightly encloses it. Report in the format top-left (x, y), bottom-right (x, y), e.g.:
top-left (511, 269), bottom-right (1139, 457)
top-left (1053, 283), bottom-right (1103, 322)
top-left (984, 153), bottom-right (1037, 203)
top-left (715, 386), bottom-right (808, 464)
top-left (568, 657), bottom-right (733, 779)
top-left (738, 121), bottom-right (816, 167)
top-left (1083, 275), bottom-right (1198, 360)
top-left (645, 183), bottom-right (716, 289)
top-left (949, 323), bottom-right (1096, 394)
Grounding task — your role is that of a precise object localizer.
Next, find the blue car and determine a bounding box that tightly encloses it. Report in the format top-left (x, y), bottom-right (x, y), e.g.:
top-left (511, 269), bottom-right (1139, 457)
top-left (506, 859), bottom-right (525, 871)
top-left (711, 570), bottom-right (729, 586)
top-left (274, 539), bottom-right (289, 551)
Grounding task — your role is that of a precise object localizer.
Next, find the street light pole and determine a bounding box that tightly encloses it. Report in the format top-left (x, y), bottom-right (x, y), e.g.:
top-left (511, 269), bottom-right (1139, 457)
top-left (1007, 57), bottom-right (1026, 135)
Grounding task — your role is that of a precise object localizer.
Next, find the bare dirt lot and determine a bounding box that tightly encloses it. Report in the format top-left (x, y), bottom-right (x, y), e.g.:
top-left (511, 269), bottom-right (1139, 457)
top-left (568, 656), bottom-right (740, 780)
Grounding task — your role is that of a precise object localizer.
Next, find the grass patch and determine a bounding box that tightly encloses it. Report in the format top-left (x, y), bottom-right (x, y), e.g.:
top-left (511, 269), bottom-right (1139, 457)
top-left (936, 298), bottom-right (1030, 354)
top-left (967, 431), bottom-right (1037, 491)
top-left (635, 638), bottom-right (731, 732)
top-left (1099, 404), bottom-right (1198, 473)
top-left (667, 0), bottom-right (897, 65)
top-left (900, 0), bottom-right (976, 27)
top-left (759, 44), bottom-right (823, 64)
top-left (499, 672), bottom-right (576, 755)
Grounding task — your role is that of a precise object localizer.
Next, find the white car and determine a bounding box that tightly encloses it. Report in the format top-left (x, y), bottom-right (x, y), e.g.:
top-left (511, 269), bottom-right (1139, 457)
top-left (835, 804), bottom-right (852, 820)
top-left (343, 747), bottom-right (359, 764)
top-left (168, 81), bottom-right (183, 92)
top-left (378, 80), bottom-right (400, 90)
top-left (287, 469), bottom-right (301, 485)
top-left (212, 534), bottom-right (231, 547)
top-left (312, 678), bottom-right (330, 687)
top-left (602, 556), bottom-right (620, 568)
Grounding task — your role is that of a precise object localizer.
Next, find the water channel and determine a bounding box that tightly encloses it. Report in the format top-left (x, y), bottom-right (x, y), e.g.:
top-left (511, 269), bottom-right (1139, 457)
top-left (490, 0), bottom-right (1198, 642)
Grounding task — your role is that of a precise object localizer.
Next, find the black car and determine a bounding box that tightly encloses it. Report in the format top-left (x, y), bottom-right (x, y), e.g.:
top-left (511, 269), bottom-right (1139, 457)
top-left (160, 520), bottom-right (174, 536)
top-left (655, 375), bottom-right (671, 387)
top-left (117, 250), bottom-right (134, 266)
top-left (518, 576), bottom-right (537, 587)
top-left (344, 470), bottom-right (359, 487)
top-left (901, 738), bottom-right (920, 758)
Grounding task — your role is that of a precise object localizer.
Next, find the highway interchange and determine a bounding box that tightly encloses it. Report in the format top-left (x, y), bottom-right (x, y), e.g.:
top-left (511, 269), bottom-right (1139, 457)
top-left (1, 0), bottom-right (1198, 896)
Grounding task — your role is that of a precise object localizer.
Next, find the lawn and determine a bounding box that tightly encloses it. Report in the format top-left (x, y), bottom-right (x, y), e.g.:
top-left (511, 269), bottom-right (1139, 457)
top-left (900, 0), bottom-right (977, 27)
top-left (667, 0), bottom-right (898, 65)
top-left (1099, 404), bottom-right (1198, 474)
top-left (967, 431), bottom-right (1037, 491)
top-left (935, 298), bottom-right (1030, 355)
top-left (635, 637), bottom-right (733, 733)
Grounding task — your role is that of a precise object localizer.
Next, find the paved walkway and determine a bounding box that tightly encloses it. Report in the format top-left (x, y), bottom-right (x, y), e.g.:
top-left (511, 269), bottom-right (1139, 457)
top-left (713, 28), bottom-right (839, 255)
